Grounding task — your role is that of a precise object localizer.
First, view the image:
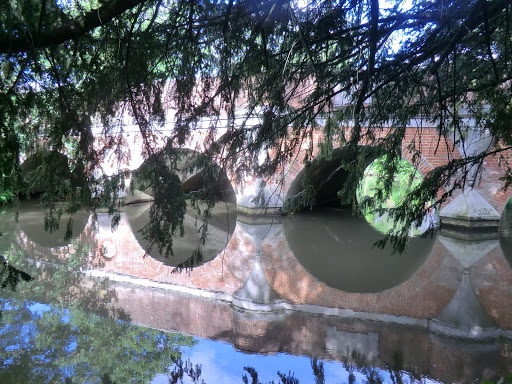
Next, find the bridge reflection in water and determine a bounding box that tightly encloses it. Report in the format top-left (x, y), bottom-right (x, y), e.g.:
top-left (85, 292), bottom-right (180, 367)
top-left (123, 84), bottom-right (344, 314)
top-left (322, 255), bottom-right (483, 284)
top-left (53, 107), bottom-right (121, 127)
top-left (3, 200), bottom-right (512, 383)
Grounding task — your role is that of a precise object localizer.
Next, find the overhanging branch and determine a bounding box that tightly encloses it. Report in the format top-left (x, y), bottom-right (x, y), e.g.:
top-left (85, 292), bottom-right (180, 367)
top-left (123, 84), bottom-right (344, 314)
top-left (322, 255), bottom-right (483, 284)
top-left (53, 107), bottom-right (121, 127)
top-left (0, 0), bottom-right (149, 54)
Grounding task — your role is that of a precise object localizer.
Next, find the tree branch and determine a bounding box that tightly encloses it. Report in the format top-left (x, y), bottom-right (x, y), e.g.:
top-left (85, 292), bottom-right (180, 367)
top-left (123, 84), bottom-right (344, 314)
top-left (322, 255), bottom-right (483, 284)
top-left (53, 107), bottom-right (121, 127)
top-left (0, 0), bottom-right (149, 54)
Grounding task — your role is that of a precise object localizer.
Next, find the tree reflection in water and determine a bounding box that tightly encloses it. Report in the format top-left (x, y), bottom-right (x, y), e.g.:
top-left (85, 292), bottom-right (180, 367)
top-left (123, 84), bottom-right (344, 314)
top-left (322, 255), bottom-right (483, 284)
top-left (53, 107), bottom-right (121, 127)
top-left (0, 240), bottom-right (196, 384)
top-left (0, 261), bottom-right (448, 384)
top-left (0, 255), bottom-right (32, 293)
top-left (0, 209), bottom-right (428, 384)
top-left (0, 301), bottom-right (194, 383)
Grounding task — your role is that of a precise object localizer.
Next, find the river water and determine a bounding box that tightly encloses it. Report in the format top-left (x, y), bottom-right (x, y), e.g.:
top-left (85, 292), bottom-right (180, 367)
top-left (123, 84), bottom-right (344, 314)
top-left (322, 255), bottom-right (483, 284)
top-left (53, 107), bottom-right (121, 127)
top-left (0, 199), bottom-right (511, 383)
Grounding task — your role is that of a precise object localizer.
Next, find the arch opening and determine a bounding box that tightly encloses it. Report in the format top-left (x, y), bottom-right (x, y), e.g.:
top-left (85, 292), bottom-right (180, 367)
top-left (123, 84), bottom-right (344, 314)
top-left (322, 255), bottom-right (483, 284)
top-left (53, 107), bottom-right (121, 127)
top-left (284, 147), bottom-right (376, 210)
top-left (356, 154), bottom-right (430, 236)
top-left (19, 149), bottom-right (73, 198)
top-left (126, 148), bottom-right (237, 268)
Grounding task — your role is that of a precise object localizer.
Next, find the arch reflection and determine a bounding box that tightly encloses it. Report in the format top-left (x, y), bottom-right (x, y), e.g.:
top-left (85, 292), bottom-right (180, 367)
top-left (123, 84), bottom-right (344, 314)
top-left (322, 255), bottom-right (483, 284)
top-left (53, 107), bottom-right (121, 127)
top-left (125, 201), bottom-right (237, 267)
top-left (127, 146), bottom-right (238, 268)
top-left (17, 200), bottom-right (89, 248)
top-left (283, 207), bottom-right (436, 293)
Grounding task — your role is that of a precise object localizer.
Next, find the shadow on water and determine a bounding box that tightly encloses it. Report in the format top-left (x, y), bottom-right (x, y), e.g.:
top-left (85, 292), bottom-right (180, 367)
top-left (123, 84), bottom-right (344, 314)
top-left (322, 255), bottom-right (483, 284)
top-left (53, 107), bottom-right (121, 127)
top-left (0, 255), bottom-right (32, 295)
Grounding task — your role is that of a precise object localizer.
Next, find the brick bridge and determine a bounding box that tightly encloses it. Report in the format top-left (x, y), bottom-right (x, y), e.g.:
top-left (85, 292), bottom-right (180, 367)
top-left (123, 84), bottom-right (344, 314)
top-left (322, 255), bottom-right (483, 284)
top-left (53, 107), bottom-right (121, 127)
top-left (87, 111), bottom-right (512, 230)
top-left (12, 100), bottom-right (512, 382)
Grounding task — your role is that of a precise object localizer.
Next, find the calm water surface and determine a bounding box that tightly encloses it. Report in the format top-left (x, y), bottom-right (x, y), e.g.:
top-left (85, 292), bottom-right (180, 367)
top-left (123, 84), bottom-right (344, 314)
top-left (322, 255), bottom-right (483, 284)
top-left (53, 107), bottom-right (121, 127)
top-left (0, 200), bottom-right (511, 383)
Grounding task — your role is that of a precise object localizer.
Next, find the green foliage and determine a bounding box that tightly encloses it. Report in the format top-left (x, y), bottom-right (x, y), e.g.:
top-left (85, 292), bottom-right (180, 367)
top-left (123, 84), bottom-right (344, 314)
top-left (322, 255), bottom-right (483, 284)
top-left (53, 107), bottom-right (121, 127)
top-left (0, 190), bottom-right (14, 205)
top-left (357, 155), bottom-right (424, 237)
top-left (482, 375), bottom-right (512, 384)
top-left (3, 239), bottom-right (95, 309)
top-left (358, 155), bottom-right (422, 206)
top-left (1, 0), bottom-right (511, 252)
top-left (282, 176), bottom-right (317, 213)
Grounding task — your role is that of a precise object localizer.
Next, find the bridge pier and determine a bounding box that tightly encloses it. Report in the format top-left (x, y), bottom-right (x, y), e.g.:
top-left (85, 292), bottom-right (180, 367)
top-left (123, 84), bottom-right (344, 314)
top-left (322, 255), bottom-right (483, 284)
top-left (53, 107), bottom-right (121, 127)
top-left (439, 189), bottom-right (501, 239)
top-left (236, 179), bottom-right (284, 217)
top-left (435, 124), bottom-right (505, 239)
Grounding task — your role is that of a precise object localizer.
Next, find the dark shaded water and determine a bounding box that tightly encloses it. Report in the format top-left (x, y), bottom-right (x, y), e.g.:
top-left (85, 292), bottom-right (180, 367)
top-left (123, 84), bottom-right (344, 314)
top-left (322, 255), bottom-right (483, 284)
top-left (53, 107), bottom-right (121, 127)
top-left (1, 200), bottom-right (512, 383)
top-left (283, 208), bottom-right (435, 292)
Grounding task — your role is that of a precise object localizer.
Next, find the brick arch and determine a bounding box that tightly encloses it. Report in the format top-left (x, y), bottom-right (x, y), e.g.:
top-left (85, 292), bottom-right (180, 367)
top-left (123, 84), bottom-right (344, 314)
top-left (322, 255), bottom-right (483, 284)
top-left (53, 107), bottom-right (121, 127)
top-left (472, 147), bottom-right (512, 215)
top-left (12, 211), bottom-right (253, 299)
top-left (13, 203), bottom-right (251, 295)
top-left (129, 146), bottom-right (238, 203)
top-left (400, 150), bottom-right (436, 179)
top-left (275, 126), bottom-right (464, 210)
top-left (279, 144), bottom-right (436, 207)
